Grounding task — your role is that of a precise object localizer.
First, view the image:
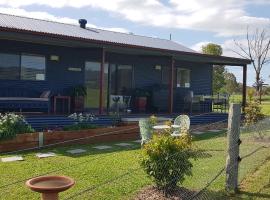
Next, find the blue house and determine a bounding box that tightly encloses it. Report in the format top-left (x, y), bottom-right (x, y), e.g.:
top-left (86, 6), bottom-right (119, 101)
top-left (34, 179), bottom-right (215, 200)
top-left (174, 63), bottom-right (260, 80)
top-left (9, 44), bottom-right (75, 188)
top-left (0, 13), bottom-right (250, 116)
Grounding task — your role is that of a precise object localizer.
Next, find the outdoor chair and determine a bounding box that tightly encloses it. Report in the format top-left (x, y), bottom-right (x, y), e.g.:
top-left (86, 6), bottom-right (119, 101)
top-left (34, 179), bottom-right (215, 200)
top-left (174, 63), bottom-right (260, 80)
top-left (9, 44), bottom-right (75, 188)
top-left (139, 119), bottom-right (153, 146)
top-left (171, 115), bottom-right (190, 137)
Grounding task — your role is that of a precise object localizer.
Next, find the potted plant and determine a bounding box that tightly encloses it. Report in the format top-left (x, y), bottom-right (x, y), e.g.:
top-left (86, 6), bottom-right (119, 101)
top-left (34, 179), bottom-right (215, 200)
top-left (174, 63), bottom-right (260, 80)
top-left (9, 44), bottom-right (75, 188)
top-left (134, 88), bottom-right (150, 112)
top-left (70, 85), bottom-right (87, 112)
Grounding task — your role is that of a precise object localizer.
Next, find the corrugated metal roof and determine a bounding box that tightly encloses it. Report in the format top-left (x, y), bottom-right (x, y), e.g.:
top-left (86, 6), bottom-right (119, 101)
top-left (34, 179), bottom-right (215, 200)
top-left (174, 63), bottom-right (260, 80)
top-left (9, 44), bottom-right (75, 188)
top-left (0, 13), bottom-right (195, 53)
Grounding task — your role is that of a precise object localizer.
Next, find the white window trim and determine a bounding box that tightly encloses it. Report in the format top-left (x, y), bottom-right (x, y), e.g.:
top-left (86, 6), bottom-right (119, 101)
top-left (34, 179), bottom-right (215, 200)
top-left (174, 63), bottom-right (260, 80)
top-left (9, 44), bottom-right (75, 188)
top-left (176, 68), bottom-right (191, 88)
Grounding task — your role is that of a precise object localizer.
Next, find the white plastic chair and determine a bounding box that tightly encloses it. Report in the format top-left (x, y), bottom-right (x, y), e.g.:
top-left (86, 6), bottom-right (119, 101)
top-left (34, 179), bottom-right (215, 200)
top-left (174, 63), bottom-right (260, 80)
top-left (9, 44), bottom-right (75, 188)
top-left (171, 115), bottom-right (190, 137)
top-left (139, 119), bottom-right (153, 145)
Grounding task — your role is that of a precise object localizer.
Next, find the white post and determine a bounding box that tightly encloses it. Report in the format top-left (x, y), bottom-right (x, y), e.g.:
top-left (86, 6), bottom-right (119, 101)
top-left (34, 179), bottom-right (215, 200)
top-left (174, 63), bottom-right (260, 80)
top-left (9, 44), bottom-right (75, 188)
top-left (38, 132), bottom-right (44, 148)
top-left (226, 103), bottom-right (241, 192)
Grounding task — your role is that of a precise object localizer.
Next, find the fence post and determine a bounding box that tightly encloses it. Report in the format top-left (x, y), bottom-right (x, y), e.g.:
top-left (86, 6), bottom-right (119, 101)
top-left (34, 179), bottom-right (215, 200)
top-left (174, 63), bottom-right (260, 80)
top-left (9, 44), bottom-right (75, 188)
top-left (226, 103), bottom-right (241, 192)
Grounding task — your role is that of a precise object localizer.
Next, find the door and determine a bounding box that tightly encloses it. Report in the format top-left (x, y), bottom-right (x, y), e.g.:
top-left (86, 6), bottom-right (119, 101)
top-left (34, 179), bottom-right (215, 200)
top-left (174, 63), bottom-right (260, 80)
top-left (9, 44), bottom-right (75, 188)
top-left (85, 61), bottom-right (108, 112)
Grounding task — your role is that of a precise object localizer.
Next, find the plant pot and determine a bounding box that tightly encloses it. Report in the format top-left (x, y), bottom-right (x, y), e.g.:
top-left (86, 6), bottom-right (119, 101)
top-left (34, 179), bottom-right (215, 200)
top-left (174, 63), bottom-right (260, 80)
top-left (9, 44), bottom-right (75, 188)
top-left (73, 96), bottom-right (84, 112)
top-left (135, 97), bottom-right (147, 112)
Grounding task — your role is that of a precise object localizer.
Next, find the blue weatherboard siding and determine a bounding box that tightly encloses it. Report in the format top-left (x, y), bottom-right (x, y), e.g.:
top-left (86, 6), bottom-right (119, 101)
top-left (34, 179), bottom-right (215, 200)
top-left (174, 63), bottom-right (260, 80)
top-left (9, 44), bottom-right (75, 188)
top-left (0, 40), bottom-right (213, 113)
top-left (0, 40), bottom-right (100, 97)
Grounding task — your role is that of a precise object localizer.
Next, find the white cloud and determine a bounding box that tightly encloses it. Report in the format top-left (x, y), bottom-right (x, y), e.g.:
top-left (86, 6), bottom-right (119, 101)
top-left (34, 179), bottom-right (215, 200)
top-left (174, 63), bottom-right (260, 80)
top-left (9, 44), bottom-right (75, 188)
top-left (0, 0), bottom-right (269, 36)
top-left (190, 41), bottom-right (211, 52)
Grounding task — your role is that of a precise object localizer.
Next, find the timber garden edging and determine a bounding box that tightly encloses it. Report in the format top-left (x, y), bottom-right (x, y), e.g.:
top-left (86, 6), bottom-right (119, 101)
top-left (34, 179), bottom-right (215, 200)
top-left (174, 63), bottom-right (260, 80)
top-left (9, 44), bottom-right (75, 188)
top-left (0, 125), bottom-right (140, 153)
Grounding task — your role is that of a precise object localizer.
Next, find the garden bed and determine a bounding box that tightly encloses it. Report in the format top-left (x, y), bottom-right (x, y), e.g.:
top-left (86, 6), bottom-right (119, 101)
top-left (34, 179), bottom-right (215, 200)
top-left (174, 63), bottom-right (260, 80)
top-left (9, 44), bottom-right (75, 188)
top-left (0, 125), bottom-right (140, 153)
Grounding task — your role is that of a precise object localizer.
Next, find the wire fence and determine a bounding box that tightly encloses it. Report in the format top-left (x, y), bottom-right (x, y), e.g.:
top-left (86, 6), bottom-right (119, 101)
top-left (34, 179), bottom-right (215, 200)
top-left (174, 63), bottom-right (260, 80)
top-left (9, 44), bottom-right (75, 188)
top-left (0, 111), bottom-right (269, 200)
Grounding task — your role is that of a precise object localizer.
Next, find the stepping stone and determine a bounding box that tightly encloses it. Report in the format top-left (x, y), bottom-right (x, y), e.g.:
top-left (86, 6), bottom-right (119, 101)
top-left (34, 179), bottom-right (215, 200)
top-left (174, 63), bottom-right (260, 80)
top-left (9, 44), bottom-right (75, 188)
top-left (36, 152), bottom-right (56, 158)
top-left (209, 129), bottom-right (222, 133)
top-left (93, 145), bottom-right (112, 150)
top-left (115, 142), bottom-right (133, 147)
top-left (192, 131), bottom-right (205, 135)
top-left (66, 149), bottom-right (86, 154)
top-left (133, 140), bottom-right (141, 143)
top-left (1, 156), bottom-right (23, 162)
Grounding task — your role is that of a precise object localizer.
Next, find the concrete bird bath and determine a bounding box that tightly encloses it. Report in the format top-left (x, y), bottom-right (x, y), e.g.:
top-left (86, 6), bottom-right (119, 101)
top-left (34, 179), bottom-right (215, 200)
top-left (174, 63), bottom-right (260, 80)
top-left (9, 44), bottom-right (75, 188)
top-left (26, 175), bottom-right (75, 200)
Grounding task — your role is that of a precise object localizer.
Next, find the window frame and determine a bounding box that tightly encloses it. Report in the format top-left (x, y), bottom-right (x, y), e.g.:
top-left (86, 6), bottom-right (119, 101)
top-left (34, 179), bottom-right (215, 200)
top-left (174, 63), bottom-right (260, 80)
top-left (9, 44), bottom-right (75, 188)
top-left (0, 52), bottom-right (21, 80)
top-left (20, 53), bottom-right (47, 81)
top-left (0, 52), bottom-right (46, 81)
top-left (175, 67), bottom-right (191, 88)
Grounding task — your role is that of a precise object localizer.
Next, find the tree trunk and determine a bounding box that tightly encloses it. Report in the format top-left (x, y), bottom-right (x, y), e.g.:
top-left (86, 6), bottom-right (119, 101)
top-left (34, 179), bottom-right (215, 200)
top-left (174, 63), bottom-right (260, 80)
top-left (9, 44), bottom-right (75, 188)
top-left (255, 73), bottom-right (261, 103)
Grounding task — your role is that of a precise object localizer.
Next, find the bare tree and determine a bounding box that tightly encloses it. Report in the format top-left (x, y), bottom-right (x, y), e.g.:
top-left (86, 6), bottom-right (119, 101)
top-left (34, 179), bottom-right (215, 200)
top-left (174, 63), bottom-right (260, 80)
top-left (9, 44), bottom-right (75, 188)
top-left (233, 27), bottom-right (270, 96)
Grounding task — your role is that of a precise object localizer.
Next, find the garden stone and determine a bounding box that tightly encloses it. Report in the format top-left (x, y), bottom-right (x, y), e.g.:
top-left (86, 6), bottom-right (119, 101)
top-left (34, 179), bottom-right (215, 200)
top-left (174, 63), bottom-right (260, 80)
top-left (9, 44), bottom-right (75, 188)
top-left (66, 149), bottom-right (86, 154)
top-left (115, 142), bottom-right (133, 146)
top-left (93, 145), bottom-right (112, 150)
top-left (1, 156), bottom-right (24, 162)
top-left (192, 131), bottom-right (205, 135)
top-left (36, 152), bottom-right (56, 158)
top-left (209, 129), bottom-right (222, 133)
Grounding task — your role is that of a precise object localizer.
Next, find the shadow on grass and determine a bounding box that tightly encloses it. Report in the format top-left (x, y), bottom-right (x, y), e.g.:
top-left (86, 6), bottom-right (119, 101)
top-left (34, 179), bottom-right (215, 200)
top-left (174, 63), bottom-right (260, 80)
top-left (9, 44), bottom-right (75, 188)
top-left (235, 191), bottom-right (270, 199)
top-left (192, 131), bottom-right (226, 141)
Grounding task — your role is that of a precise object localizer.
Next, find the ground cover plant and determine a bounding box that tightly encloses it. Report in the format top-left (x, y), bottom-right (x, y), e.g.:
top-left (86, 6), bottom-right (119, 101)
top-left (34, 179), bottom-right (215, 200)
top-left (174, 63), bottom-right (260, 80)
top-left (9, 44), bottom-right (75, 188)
top-left (0, 113), bottom-right (34, 140)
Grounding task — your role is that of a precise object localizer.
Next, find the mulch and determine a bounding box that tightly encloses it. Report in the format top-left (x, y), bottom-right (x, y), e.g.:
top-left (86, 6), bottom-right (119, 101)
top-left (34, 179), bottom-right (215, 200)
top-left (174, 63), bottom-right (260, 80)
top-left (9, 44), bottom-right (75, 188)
top-left (133, 186), bottom-right (197, 200)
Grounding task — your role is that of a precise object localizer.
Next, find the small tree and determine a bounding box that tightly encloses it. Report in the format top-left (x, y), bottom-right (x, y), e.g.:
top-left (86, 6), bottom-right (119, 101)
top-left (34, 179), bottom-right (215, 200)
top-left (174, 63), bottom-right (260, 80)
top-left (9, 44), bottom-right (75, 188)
top-left (224, 72), bottom-right (239, 95)
top-left (233, 27), bottom-right (270, 96)
top-left (244, 89), bottom-right (264, 126)
top-left (141, 133), bottom-right (195, 195)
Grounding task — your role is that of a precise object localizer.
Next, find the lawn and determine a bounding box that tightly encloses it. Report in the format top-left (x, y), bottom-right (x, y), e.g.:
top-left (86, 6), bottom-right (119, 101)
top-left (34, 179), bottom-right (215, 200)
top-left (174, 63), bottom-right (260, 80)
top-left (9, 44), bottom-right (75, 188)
top-left (0, 128), bottom-right (269, 200)
top-left (230, 94), bottom-right (270, 116)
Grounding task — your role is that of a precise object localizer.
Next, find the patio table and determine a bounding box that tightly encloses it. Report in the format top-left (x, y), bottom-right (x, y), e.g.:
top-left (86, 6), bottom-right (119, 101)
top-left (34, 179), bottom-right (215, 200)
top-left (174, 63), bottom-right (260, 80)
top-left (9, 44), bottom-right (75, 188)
top-left (153, 125), bottom-right (170, 130)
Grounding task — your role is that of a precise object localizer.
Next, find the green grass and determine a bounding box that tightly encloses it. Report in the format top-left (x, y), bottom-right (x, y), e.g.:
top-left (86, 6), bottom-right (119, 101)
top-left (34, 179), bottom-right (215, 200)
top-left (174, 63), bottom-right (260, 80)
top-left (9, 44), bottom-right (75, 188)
top-left (0, 129), bottom-right (269, 200)
top-left (230, 94), bottom-right (270, 116)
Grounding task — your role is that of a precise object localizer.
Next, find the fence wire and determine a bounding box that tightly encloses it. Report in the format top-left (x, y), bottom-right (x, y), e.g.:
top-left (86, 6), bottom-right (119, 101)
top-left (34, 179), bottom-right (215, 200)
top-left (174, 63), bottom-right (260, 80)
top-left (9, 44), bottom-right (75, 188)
top-left (1, 115), bottom-right (269, 200)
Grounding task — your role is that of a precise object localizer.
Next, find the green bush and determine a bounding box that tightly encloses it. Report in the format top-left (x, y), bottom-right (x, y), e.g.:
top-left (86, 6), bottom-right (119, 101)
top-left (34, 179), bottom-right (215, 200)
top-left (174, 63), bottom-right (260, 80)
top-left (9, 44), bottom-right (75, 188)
top-left (140, 133), bottom-right (195, 194)
top-left (244, 100), bottom-right (264, 126)
top-left (0, 113), bottom-right (34, 140)
top-left (63, 123), bottom-right (97, 131)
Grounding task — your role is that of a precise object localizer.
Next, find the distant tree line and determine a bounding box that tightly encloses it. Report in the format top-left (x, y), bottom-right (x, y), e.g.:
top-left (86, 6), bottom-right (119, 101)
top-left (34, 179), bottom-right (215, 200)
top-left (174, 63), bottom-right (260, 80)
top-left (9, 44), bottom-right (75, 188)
top-left (201, 43), bottom-right (239, 95)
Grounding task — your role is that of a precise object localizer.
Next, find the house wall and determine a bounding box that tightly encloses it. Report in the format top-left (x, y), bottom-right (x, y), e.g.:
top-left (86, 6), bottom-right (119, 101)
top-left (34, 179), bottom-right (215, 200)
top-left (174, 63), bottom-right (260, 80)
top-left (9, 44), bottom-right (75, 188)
top-left (0, 40), bottom-right (101, 97)
top-left (173, 60), bottom-right (213, 112)
top-left (0, 40), bottom-right (213, 113)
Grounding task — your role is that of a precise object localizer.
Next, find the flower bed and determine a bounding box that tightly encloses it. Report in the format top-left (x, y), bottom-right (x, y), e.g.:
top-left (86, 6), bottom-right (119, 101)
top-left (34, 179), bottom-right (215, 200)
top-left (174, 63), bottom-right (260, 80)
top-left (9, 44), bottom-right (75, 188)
top-left (0, 125), bottom-right (140, 153)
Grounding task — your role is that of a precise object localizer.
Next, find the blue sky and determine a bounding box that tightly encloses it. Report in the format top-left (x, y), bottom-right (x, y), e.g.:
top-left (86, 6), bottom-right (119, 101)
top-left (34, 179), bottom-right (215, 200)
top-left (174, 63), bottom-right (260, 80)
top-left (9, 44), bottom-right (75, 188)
top-left (0, 0), bottom-right (269, 86)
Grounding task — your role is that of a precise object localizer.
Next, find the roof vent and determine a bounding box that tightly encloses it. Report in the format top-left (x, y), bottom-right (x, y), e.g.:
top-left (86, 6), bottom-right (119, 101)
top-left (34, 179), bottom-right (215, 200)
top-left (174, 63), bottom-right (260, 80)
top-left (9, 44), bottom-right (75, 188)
top-left (79, 19), bottom-right (87, 29)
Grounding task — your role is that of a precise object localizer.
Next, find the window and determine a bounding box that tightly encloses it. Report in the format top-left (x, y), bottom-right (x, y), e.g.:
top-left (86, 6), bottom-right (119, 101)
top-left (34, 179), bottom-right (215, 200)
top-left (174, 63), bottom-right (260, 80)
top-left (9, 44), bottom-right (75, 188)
top-left (85, 61), bottom-right (101, 109)
top-left (0, 53), bottom-right (20, 80)
top-left (21, 54), bottom-right (46, 80)
top-left (110, 64), bottom-right (133, 95)
top-left (176, 68), bottom-right (190, 88)
top-left (0, 53), bottom-right (46, 80)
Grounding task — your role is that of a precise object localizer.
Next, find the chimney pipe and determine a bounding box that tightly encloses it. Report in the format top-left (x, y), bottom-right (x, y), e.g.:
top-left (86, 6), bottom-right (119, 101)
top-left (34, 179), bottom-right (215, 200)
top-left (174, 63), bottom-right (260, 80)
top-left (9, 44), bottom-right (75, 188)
top-left (79, 19), bottom-right (87, 29)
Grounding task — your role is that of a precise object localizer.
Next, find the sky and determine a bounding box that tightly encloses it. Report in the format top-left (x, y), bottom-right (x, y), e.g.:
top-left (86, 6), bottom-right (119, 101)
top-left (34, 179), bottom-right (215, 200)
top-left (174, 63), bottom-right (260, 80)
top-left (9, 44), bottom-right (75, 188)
top-left (0, 0), bottom-right (269, 86)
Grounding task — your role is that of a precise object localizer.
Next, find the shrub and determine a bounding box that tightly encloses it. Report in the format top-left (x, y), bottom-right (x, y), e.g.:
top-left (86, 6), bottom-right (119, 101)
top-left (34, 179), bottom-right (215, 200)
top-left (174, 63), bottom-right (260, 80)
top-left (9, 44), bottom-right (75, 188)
top-left (63, 124), bottom-right (97, 131)
top-left (65, 113), bottom-right (97, 131)
top-left (244, 99), bottom-right (264, 126)
top-left (0, 113), bottom-right (34, 140)
top-left (140, 133), bottom-right (195, 194)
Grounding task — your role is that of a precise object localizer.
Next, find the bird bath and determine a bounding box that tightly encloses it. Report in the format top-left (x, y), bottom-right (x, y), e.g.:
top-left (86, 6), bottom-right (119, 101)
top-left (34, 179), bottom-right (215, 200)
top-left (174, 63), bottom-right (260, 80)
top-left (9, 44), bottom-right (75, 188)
top-left (26, 175), bottom-right (75, 200)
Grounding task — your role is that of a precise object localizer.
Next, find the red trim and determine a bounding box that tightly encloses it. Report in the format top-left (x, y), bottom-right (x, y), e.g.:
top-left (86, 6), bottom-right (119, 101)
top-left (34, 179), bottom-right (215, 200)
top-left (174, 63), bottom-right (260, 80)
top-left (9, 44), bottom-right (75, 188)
top-left (99, 48), bottom-right (105, 114)
top-left (168, 58), bottom-right (174, 114)
top-left (0, 27), bottom-right (251, 65)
